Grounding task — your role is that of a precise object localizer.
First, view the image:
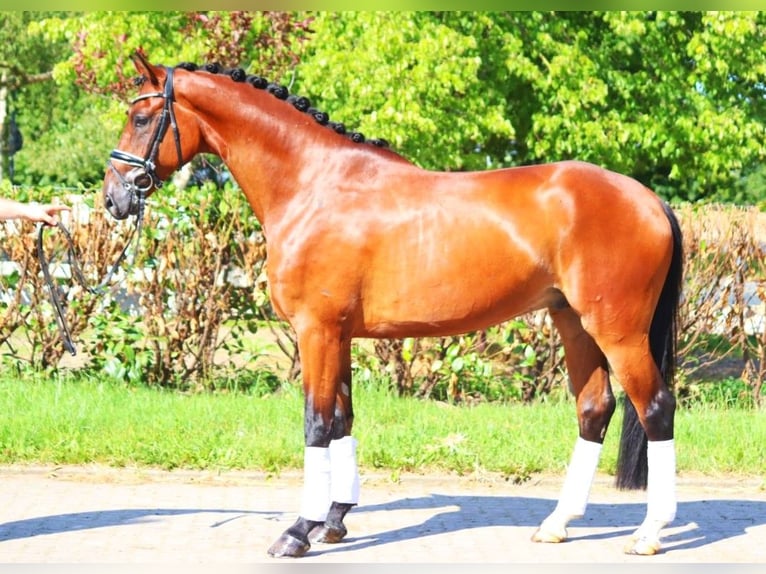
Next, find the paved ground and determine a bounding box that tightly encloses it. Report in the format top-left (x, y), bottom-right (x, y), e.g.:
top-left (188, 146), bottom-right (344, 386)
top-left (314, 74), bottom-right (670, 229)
top-left (0, 464), bottom-right (764, 564)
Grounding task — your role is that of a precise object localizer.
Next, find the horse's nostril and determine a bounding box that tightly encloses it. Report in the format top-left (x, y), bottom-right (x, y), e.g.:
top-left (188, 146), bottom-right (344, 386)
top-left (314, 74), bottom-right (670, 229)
top-left (105, 196), bottom-right (114, 209)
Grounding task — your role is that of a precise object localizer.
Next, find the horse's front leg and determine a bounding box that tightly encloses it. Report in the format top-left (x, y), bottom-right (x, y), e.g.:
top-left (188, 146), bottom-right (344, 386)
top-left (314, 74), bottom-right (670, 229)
top-left (267, 328), bottom-right (358, 558)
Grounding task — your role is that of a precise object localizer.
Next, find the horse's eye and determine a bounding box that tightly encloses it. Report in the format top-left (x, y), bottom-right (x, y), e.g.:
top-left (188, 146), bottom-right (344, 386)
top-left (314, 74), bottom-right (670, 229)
top-left (133, 115), bottom-right (150, 128)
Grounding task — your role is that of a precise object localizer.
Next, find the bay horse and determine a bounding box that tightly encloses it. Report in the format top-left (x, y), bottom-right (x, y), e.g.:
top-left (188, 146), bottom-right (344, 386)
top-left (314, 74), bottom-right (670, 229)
top-left (102, 52), bottom-right (683, 558)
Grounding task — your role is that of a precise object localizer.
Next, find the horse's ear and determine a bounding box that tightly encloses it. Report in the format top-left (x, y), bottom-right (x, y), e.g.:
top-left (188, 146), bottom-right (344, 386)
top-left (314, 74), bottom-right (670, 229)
top-left (131, 48), bottom-right (160, 87)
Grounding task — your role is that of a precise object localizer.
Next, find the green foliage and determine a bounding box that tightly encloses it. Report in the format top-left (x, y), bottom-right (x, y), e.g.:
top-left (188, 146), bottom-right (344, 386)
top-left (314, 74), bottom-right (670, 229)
top-left (357, 315), bottom-right (566, 404)
top-left (296, 12), bottom-right (514, 170)
top-left (679, 377), bottom-right (762, 409)
top-left (2, 12), bottom-right (312, 188)
top-left (732, 165), bottom-right (766, 208)
top-left (30, 12), bottom-right (201, 99)
top-left (89, 181), bottom-right (268, 390)
top-left (5, 11), bottom-right (766, 201)
top-left (3, 14), bottom-right (766, 408)
top-left (295, 12), bottom-right (766, 202)
top-left (13, 103), bottom-right (120, 187)
top-left (31, 11), bottom-right (313, 108)
top-left (0, 12), bottom-right (70, 90)
top-left (1, 12), bottom-right (89, 185)
top-left (85, 302), bottom-right (153, 386)
top-left (498, 11), bottom-right (766, 202)
top-left (0, 13), bottom-right (121, 187)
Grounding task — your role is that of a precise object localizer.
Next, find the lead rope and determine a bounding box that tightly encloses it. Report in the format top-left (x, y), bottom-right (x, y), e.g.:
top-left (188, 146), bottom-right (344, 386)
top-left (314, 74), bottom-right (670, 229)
top-left (36, 199), bottom-right (144, 356)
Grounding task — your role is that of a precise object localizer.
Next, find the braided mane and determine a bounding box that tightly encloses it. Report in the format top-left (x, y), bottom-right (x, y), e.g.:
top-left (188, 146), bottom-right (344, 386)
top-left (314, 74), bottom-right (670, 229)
top-left (174, 61), bottom-right (391, 149)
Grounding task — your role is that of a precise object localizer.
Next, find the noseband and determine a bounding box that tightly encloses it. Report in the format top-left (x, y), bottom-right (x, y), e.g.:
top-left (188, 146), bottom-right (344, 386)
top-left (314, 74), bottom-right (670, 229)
top-left (108, 65), bottom-right (184, 213)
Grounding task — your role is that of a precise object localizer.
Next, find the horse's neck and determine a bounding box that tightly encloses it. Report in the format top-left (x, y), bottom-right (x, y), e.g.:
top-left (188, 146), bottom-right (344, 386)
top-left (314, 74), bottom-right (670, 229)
top-left (189, 85), bottom-right (336, 230)
top-left (189, 82), bottom-right (410, 235)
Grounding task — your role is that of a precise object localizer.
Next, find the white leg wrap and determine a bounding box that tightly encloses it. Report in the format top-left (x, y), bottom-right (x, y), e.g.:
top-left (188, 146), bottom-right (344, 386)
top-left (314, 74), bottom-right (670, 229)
top-left (300, 446), bottom-right (332, 521)
top-left (627, 440), bottom-right (677, 554)
top-left (554, 437), bottom-right (603, 519)
top-left (534, 437), bottom-right (602, 542)
top-left (645, 439), bottom-right (677, 524)
top-left (329, 436), bottom-right (360, 504)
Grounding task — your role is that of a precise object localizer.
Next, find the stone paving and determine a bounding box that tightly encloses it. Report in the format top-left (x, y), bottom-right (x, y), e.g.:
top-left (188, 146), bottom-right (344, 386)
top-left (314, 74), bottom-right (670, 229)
top-left (0, 464), bottom-right (764, 564)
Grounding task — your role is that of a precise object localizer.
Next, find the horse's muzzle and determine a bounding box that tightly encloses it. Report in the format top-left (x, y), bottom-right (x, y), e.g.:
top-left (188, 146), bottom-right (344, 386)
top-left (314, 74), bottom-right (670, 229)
top-left (104, 164), bottom-right (153, 220)
top-left (104, 182), bottom-right (139, 220)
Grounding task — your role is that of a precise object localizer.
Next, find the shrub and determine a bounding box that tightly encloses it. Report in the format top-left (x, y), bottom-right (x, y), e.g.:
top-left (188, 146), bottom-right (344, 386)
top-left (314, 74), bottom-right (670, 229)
top-left (675, 204), bottom-right (766, 407)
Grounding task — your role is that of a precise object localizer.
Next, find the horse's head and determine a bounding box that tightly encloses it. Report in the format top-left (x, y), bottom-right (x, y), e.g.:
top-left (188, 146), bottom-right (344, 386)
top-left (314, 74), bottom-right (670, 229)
top-left (103, 51), bottom-right (198, 220)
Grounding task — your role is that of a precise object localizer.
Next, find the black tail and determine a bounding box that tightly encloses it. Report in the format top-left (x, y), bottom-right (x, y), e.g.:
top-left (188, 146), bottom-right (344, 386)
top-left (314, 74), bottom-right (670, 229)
top-left (616, 201), bottom-right (683, 490)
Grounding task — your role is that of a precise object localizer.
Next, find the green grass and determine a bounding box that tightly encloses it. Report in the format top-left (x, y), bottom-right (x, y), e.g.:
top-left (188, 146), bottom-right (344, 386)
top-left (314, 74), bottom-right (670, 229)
top-left (1, 372), bottom-right (764, 481)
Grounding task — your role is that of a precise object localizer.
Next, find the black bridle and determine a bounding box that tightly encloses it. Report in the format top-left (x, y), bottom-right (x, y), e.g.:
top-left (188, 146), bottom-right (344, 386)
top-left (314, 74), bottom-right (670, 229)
top-left (108, 65), bottom-right (184, 206)
top-left (38, 66), bottom-right (184, 356)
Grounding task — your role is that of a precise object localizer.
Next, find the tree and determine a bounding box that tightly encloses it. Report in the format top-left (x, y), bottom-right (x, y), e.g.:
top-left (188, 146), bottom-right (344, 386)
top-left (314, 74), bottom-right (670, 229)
top-left (30, 11), bottom-right (766, 203)
top-left (294, 12), bottom-right (515, 171)
top-left (27, 11), bottom-right (313, 187)
top-left (34, 11), bottom-right (313, 101)
top-left (502, 11), bottom-right (766, 202)
top-left (0, 12), bottom-right (64, 184)
top-left (294, 11), bottom-right (766, 203)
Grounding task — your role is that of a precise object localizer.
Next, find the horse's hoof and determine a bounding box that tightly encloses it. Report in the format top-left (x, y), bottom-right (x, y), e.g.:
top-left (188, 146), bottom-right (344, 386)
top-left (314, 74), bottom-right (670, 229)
top-left (267, 533), bottom-right (310, 558)
top-left (623, 536), bottom-right (661, 556)
top-left (309, 522), bottom-right (348, 544)
top-left (531, 526), bottom-right (568, 544)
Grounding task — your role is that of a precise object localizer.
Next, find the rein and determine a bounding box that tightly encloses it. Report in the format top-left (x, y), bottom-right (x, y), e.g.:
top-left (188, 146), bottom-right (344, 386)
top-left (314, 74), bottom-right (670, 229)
top-left (38, 66), bottom-right (183, 356)
top-left (37, 217), bottom-right (140, 356)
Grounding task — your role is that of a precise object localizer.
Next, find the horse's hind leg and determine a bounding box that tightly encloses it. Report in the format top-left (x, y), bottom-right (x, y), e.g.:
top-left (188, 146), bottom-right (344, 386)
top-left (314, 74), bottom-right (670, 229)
top-left (600, 339), bottom-right (677, 555)
top-left (532, 307), bottom-right (616, 544)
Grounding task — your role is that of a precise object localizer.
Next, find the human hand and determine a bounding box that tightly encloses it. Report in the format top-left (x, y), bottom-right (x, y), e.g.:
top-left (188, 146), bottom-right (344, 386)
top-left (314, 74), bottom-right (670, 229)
top-left (0, 198), bottom-right (71, 226)
top-left (20, 203), bottom-right (71, 226)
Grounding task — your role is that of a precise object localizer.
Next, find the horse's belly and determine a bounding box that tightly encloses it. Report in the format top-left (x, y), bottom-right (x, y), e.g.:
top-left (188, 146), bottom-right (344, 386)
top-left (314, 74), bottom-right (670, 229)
top-left (358, 262), bottom-right (554, 338)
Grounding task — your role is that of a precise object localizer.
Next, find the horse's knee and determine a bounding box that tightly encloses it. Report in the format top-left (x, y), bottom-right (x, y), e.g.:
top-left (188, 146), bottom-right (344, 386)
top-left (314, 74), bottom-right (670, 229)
top-left (304, 407), bottom-right (333, 447)
top-left (331, 401), bottom-right (353, 440)
top-left (599, 342), bottom-right (676, 441)
top-left (304, 399), bottom-right (349, 447)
